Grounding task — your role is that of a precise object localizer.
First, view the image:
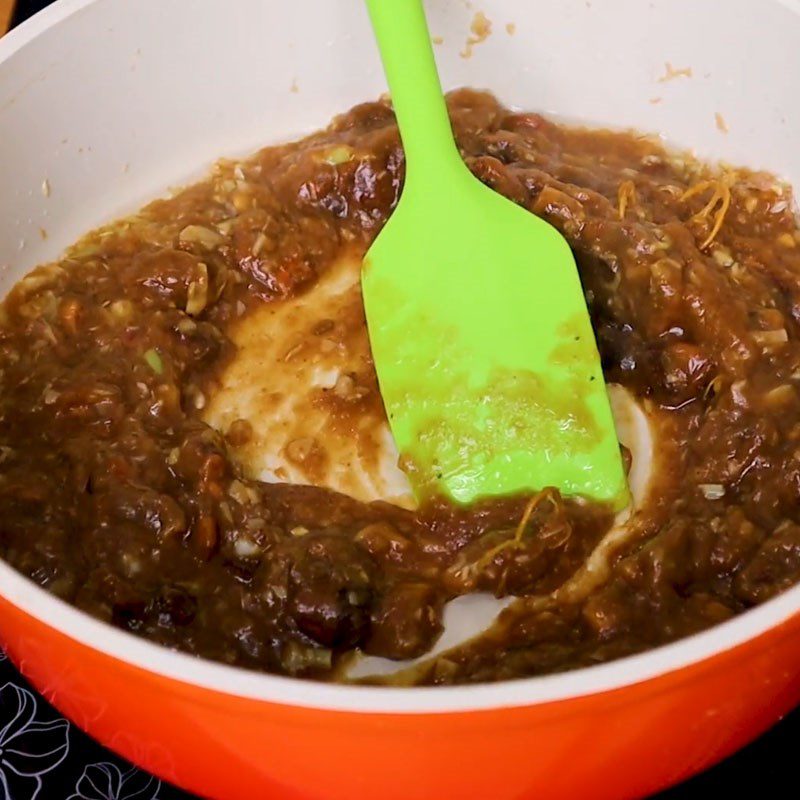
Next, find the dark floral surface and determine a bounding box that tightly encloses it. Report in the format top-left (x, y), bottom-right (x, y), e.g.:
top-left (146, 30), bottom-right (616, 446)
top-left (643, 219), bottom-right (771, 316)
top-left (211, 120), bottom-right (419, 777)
top-left (0, 650), bottom-right (190, 799)
top-left (3, 1), bottom-right (800, 798)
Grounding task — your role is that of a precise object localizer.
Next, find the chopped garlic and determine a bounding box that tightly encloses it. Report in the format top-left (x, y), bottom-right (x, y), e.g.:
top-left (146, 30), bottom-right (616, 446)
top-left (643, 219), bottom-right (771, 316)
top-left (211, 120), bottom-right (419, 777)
top-left (234, 536), bottom-right (262, 558)
top-left (251, 232), bottom-right (268, 257)
top-left (753, 329), bottom-right (789, 348)
top-left (179, 225), bottom-right (223, 249)
top-left (700, 484), bottom-right (726, 500)
top-left (712, 247), bottom-right (734, 267)
top-left (185, 263), bottom-right (209, 316)
top-left (321, 145), bottom-right (354, 166)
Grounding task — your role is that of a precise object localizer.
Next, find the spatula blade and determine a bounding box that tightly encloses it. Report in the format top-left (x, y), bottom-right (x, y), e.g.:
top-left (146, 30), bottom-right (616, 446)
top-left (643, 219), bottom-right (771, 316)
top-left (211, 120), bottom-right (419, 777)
top-left (362, 173), bottom-right (628, 507)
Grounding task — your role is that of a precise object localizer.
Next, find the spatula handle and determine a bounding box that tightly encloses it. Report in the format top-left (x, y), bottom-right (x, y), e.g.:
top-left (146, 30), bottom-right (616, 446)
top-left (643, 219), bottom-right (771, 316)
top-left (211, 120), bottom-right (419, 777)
top-left (365, 0), bottom-right (466, 188)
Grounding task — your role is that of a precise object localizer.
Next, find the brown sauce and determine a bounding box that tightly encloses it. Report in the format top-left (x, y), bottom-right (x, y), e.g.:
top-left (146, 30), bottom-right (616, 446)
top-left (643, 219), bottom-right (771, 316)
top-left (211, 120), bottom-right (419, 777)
top-left (1, 90), bottom-right (799, 684)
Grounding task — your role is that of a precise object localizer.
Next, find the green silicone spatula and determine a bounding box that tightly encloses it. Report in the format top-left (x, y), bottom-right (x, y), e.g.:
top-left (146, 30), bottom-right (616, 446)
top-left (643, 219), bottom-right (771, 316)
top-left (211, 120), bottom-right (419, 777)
top-left (362, 0), bottom-right (628, 508)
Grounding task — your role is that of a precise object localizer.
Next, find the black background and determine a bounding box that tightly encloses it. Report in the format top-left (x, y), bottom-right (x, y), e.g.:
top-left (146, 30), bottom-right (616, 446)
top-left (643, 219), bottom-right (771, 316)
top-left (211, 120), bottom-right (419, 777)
top-left (6, 1), bottom-right (800, 796)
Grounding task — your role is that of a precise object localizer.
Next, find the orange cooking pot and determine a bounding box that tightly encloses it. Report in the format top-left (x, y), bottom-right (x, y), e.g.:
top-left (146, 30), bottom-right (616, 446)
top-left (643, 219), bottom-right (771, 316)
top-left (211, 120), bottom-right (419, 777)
top-left (1, 0), bottom-right (800, 797)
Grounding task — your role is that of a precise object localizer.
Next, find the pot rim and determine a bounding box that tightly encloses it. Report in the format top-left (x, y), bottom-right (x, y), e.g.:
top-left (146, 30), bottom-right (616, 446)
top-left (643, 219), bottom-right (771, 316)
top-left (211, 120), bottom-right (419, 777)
top-left (2, 552), bottom-right (798, 713)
